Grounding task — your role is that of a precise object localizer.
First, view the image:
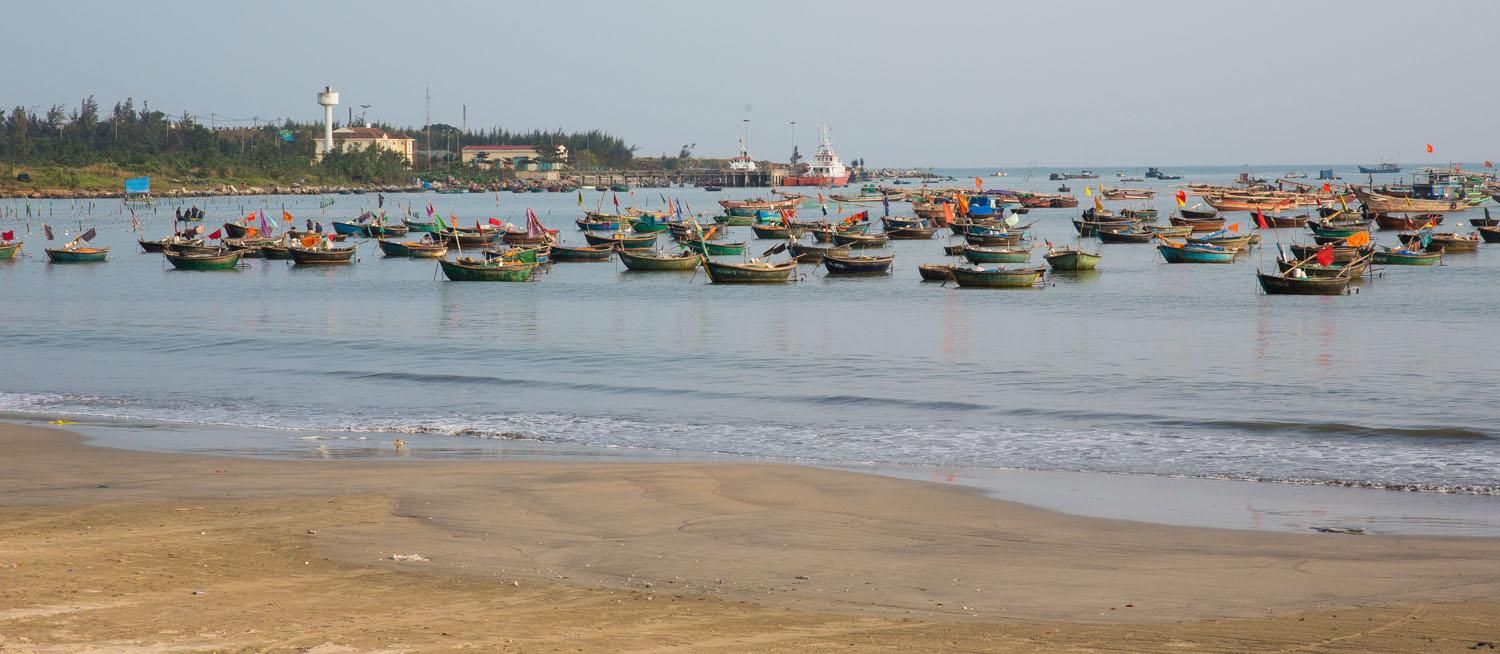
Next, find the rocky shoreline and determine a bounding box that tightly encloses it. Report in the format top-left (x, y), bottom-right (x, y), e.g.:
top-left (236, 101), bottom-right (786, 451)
top-left (0, 183), bottom-right (426, 200)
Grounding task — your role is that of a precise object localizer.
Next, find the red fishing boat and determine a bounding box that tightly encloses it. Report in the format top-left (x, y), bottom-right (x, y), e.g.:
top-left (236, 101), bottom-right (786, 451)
top-left (780, 125), bottom-right (851, 187)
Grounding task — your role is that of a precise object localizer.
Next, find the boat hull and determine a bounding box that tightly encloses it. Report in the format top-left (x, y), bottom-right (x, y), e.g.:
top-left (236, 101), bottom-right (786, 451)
top-left (45, 247), bottom-right (109, 263)
top-left (164, 249), bottom-right (244, 270)
top-left (949, 266), bottom-right (1044, 288)
top-left (550, 244), bottom-right (615, 262)
top-left (1043, 250), bottom-right (1101, 271)
top-left (780, 173), bottom-right (852, 187)
top-left (702, 258), bottom-right (797, 283)
top-left (439, 259), bottom-right (538, 282)
top-left (377, 239), bottom-right (449, 258)
top-left (1257, 272), bottom-right (1350, 295)
top-left (961, 246), bottom-right (1032, 264)
top-left (616, 249), bottom-right (701, 271)
top-left (917, 263), bottom-right (955, 281)
top-left (0, 242), bottom-right (20, 260)
top-left (822, 254), bottom-right (894, 274)
top-left (1157, 244), bottom-right (1236, 263)
top-left (289, 247), bottom-right (357, 264)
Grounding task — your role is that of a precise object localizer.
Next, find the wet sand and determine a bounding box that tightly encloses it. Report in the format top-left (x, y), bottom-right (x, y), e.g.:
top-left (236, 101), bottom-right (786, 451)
top-left (2, 422), bottom-right (1498, 652)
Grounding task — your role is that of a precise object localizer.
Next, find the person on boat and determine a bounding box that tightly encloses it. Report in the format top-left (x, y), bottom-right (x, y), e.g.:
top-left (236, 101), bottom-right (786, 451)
top-left (314, 222), bottom-right (323, 234)
top-left (305, 219), bottom-right (314, 232)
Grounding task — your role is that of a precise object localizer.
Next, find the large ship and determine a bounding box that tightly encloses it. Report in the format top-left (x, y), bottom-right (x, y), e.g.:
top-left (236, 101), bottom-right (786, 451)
top-left (1358, 162), bottom-right (1401, 174)
top-left (781, 125), bottom-right (850, 187)
top-left (728, 127), bottom-right (756, 172)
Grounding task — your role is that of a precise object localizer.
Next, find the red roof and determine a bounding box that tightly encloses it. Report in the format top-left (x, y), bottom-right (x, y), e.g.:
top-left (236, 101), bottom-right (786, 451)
top-left (462, 145), bottom-right (536, 152)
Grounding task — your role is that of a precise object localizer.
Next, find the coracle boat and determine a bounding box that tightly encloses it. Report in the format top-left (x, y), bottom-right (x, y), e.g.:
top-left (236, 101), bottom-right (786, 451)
top-left (289, 245), bottom-right (357, 264)
top-left (822, 252), bottom-right (894, 275)
top-left (439, 258), bottom-right (539, 282)
top-left (1372, 246), bottom-right (1443, 265)
top-left (549, 243), bottom-right (615, 262)
top-left (45, 246), bottom-right (109, 263)
top-left (1156, 241), bottom-right (1237, 263)
top-left (163, 247), bottom-right (244, 271)
top-left (701, 257), bottom-right (798, 283)
top-left (961, 245), bottom-right (1032, 264)
top-left (949, 265), bottom-right (1045, 288)
top-left (616, 249), bottom-right (701, 271)
top-left (1256, 269), bottom-right (1351, 295)
top-left (917, 263), bottom-right (956, 281)
top-left (377, 239), bottom-right (448, 258)
top-left (1043, 247), bottom-right (1101, 271)
top-left (787, 241), bottom-right (851, 263)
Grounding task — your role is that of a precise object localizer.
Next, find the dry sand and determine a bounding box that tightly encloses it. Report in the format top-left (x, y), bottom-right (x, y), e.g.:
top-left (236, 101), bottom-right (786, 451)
top-left (1, 422), bottom-right (1497, 652)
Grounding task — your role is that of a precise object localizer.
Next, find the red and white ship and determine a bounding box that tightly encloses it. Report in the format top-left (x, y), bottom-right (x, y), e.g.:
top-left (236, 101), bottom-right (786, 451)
top-left (781, 125), bottom-right (850, 187)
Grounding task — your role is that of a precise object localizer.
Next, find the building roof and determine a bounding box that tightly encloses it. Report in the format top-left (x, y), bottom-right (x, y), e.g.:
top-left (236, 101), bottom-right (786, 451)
top-left (334, 126), bottom-right (411, 140)
top-left (462, 144), bottom-right (538, 152)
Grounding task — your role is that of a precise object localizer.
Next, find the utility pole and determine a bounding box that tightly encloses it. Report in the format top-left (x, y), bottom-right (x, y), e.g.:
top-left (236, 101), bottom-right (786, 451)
top-left (425, 85), bottom-right (432, 172)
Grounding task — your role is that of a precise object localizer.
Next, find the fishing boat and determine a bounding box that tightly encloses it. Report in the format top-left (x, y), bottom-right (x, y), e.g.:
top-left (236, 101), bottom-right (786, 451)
top-left (615, 248), bottom-right (701, 271)
top-left (718, 197), bottom-right (800, 217)
top-left (1276, 252), bottom-right (1372, 278)
top-left (222, 221), bottom-right (254, 239)
top-left (679, 239), bottom-right (748, 256)
top-left (884, 225), bottom-right (937, 240)
top-left (1186, 233), bottom-right (1254, 251)
top-left (1202, 195), bottom-right (1296, 213)
top-left (377, 239), bottom-right (449, 258)
top-left (438, 257), bottom-right (539, 282)
top-left (1374, 213), bottom-right (1443, 231)
top-left (0, 241), bottom-right (21, 260)
top-left (1097, 228), bottom-right (1155, 244)
top-left (787, 241), bottom-right (851, 263)
top-left (363, 222), bottom-right (409, 238)
top-left (1288, 243), bottom-right (1374, 264)
top-left (1074, 218), bottom-right (1136, 237)
top-left (881, 216), bottom-right (925, 230)
top-left (331, 220), bottom-right (366, 236)
top-left (1043, 247), bottom-right (1100, 271)
top-left (1358, 163), bottom-right (1401, 174)
top-left (576, 216), bottom-right (621, 231)
top-left (289, 244), bottom-right (357, 264)
top-left (961, 245), bottom-right (1032, 264)
top-left (917, 263), bottom-right (956, 281)
top-left (163, 247), bottom-right (244, 271)
top-left (584, 231), bottom-right (657, 249)
top-left (438, 228), bottom-right (501, 248)
top-left (701, 257), bottom-right (798, 283)
top-left (1256, 270), bottom-right (1351, 295)
top-left (832, 231), bottom-right (889, 248)
top-left (780, 125), bottom-right (851, 187)
top-left (45, 246), bottom-right (109, 263)
top-left (1372, 246), bottom-right (1442, 265)
top-left (138, 235), bottom-right (204, 253)
top-left (1258, 213), bottom-right (1309, 228)
top-left (1397, 231), bottom-right (1481, 252)
top-left (549, 243), bottom-right (615, 262)
top-left (822, 252), bottom-right (894, 274)
top-left (1352, 187), bottom-right (1469, 213)
top-left (1144, 224), bottom-right (1195, 238)
top-left (1480, 227), bottom-right (1500, 243)
top-left (949, 265), bottom-right (1045, 288)
top-left (1101, 187), bottom-right (1156, 201)
top-left (1169, 216), bottom-right (1227, 232)
top-left (1120, 208), bottom-right (1158, 222)
top-left (1156, 241), bottom-right (1237, 263)
top-left (402, 219), bottom-right (439, 233)
top-left (750, 222), bottom-right (800, 239)
top-left (1179, 207), bottom-right (1219, 220)
top-left (965, 232), bottom-right (1026, 247)
top-left (484, 245), bottom-right (549, 265)
top-left (222, 237), bottom-right (275, 258)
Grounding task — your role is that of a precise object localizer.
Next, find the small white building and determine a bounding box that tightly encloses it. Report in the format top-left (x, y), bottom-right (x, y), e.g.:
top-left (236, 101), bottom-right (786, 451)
top-left (461, 144), bottom-right (568, 171)
top-left (313, 126), bottom-right (416, 166)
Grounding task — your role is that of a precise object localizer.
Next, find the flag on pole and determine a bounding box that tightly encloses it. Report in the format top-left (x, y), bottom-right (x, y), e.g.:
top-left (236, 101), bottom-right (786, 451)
top-left (973, 177), bottom-right (982, 191)
top-left (283, 210), bottom-right (294, 224)
top-left (1174, 190), bottom-right (1186, 207)
top-left (43, 224), bottom-right (53, 240)
top-left (426, 202), bottom-right (436, 217)
top-left (1426, 143), bottom-right (1434, 154)
top-left (1322, 183), bottom-right (1332, 193)
top-left (0, 231), bottom-right (12, 242)
top-left (1255, 208), bottom-right (1268, 229)
top-left (613, 193), bottom-right (620, 211)
top-left (1083, 186), bottom-right (1092, 197)
top-left (208, 228), bottom-right (222, 241)
top-left (577, 190), bottom-right (584, 206)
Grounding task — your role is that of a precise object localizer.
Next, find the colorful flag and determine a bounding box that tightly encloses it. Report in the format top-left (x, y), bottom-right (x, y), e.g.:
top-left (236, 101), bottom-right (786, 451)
top-left (1255, 209), bottom-right (1268, 229)
top-left (1322, 183), bottom-right (1331, 193)
top-left (207, 229), bottom-right (222, 240)
top-left (1083, 186), bottom-right (1092, 197)
top-left (1315, 245), bottom-right (1334, 267)
top-left (0, 231), bottom-right (11, 241)
top-left (1174, 190), bottom-right (1186, 207)
top-left (1426, 143), bottom-right (1434, 154)
top-left (435, 212), bottom-right (448, 231)
top-left (577, 190), bottom-right (584, 206)
top-left (378, 193), bottom-right (385, 208)
top-left (488, 217), bottom-right (502, 226)
top-left (973, 177), bottom-right (982, 191)
top-left (1487, 161), bottom-right (1495, 168)
top-left (426, 202), bottom-right (435, 217)
top-left (283, 210), bottom-right (294, 224)
top-left (1227, 223), bottom-right (1240, 233)
top-left (613, 193), bottom-right (621, 211)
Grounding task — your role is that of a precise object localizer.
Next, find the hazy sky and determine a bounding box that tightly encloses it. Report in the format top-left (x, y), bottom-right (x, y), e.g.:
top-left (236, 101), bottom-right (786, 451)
top-left (5, 0), bottom-right (1497, 167)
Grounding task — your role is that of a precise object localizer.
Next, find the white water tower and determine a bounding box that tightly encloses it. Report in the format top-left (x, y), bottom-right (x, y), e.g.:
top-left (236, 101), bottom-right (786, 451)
top-left (317, 85), bottom-right (339, 152)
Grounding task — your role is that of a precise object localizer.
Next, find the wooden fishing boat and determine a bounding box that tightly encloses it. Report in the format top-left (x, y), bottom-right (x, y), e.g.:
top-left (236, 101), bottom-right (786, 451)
top-left (1372, 246), bottom-right (1443, 265)
top-left (377, 239), bottom-right (448, 258)
top-left (576, 216), bottom-right (621, 231)
top-left (222, 222), bottom-right (255, 239)
top-left (1288, 243), bottom-right (1374, 264)
top-left (163, 247), bottom-right (244, 271)
top-left (363, 222), bottom-right (409, 238)
top-left (1258, 213), bottom-right (1309, 228)
top-left (1203, 195), bottom-right (1296, 212)
top-left (701, 257), bottom-right (798, 283)
top-left (718, 197), bottom-right (799, 217)
top-left (881, 217), bottom-right (925, 230)
top-left (1276, 252), bottom-right (1372, 278)
top-left (549, 243), bottom-right (615, 262)
top-left (822, 252), bottom-right (895, 274)
top-left (289, 245), bottom-right (357, 264)
top-left (1074, 218), bottom-right (1136, 237)
top-left (942, 243), bottom-right (967, 256)
top-left (917, 263), bottom-right (956, 281)
top-left (1156, 242), bottom-right (1236, 263)
top-left (750, 223), bottom-right (800, 239)
top-left (884, 225), bottom-right (937, 240)
top-left (832, 231), bottom-right (889, 248)
top-left (0, 241), bottom-right (21, 260)
top-left (438, 228), bottom-right (501, 248)
top-left (787, 241), bottom-right (851, 263)
top-left (1179, 207), bottom-right (1219, 220)
top-left (1144, 224), bottom-right (1195, 237)
top-left (222, 237), bottom-right (275, 258)
top-left (1307, 220), bottom-right (1373, 238)
top-left (1256, 270), bottom-right (1351, 295)
top-left (439, 258), bottom-right (539, 282)
top-left (1043, 247), bottom-right (1101, 271)
top-left (1373, 213), bottom-right (1442, 230)
top-left (963, 232), bottom-right (1025, 247)
top-left (1479, 226), bottom-right (1500, 243)
top-left (1186, 233), bottom-right (1254, 251)
top-left (712, 214), bottom-right (754, 226)
top-left (679, 239), bottom-right (747, 256)
top-left (1097, 228), bottom-right (1155, 244)
top-left (483, 245), bottom-right (549, 265)
top-left (627, 217), bottom-right (673, 233)
top-left (331, 221), bottom-right (366, 236)
top-left (1120, 208), bottom-right (1158, 222)
top-left (1425, 232), bottom-right (1481, 252)
top-left (287, 230), bottom-right (346, 242)
top-left (1169, 216), bottom-right (1226, 232)
top-left (584, 231), bottom-right (657, 249)
top-left (1101, 188), bottom-right (1156, 201)
top-left (402, 219), bottom-right (439, 233)
top-left (138, 236), bottom-right (204, 253)
top-left (616, 248), bottom-right (701, 271)
top-left (961, 245), bottom-right (1032, 264)
top-left (45, 246), bottom-right (109, 263)
top-left (1352, 187), bottom-right (1469, 213)
top-left (949, 265), bottom-right (1045, 288)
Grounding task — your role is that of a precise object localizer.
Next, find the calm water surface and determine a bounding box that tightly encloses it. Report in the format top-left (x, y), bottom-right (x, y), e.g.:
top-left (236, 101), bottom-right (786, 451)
top-left (3, 165), bottom-right (1498, 497)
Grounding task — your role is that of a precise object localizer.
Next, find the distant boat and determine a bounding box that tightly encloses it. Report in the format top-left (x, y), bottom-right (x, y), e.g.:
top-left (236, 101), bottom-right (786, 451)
top-left (781, 125), bottom-right (851, 187)
top-left (1144, 167), bottom-right (1181, 180)
top-left (1283, 171), bottom-right (1308, 179)
top-left (1358, 163), bottom-right (1401, 174)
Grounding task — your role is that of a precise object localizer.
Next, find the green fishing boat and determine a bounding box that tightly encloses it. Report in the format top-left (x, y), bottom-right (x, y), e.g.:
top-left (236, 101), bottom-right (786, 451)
top-left (164, 248), bottom-right (244, 271)
top-left (377, 239), bottom-right (449, 258)
top-left (45, 246), bottom-right (109, 263)
top-left (750, 223), bottom-right (801, 239)
top-left (627, 217), bottom-right (672, 233)
top-left (439, 258), bottom-right (539, 282)
top-left (550, 244), bottom-right (615, 262)
top-left (961, 245), bottom-right (1033, 264)
top-left (679, 239), bottom-right (748, 256)
top-left (713, 214), bottom-right (754, 226)
top-left (0, 242), bottom-right (21, 260)
top-left (610, 183), bottom-right (630, 193)
top-left (701, 257), bottom-right (798, 283)
top-left (584, 231), bottom-right (657, 250)
top-left (1372, 246), bottom-right (1443, 266)
top-left (1043, 247), bottom-right (1101, 271)
top-left (616, 248), bottom-right (702, 271)
top-left (402, 219), bottom-right (439, 233)
top-left (949, 265), bottom-right (1045, 288)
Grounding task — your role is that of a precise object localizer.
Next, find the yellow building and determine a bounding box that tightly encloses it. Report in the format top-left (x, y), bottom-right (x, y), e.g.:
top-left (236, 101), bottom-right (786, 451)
top-left (461, 144), bottom-right (568, 171)
top-left (314, 126), bottom-right (416, 166)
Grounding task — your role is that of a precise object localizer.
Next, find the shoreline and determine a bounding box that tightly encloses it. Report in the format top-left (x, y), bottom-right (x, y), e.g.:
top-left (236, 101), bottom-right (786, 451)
top-left (3, 421), bottom-right (1500, 650)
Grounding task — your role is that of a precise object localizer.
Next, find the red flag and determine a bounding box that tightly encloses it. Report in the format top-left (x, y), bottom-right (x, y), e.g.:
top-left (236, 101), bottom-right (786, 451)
top-left (1321, 183), bottom-right (1331, 193)
top-left (1255, 209), bottom-right (1268, 229)
top-left (613, 193), bottom-right (620, 210)
top-left (1174, 190), bottom-right (1187, 206)
top-left (1, 230), bottom-right (12, 241)
top-left (1316, 245), bottom-right (1334, 267)
top-left (1487, 161), bottom-right (1494, 169)
top-left (208, 229), bottom-right (222, 240)
top-left (488, 217), bottom-right (502, 226)
top-left (1425, 144), bottom-right (1434, 153)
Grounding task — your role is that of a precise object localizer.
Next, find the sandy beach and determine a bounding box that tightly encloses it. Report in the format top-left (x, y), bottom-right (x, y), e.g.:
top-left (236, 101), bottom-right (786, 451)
top-left (2, 422), bottom-right (1498, 652)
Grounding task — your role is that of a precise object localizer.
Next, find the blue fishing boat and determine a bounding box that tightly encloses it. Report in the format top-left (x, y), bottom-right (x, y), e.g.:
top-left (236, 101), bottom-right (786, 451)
top-left (1157, 242), bottom-right (1237, 264)
top-left (966, 195), bottom-right (1001, 219)
top-left (331, 221), bottom-right (365, 236)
